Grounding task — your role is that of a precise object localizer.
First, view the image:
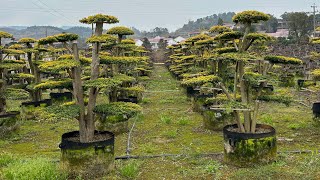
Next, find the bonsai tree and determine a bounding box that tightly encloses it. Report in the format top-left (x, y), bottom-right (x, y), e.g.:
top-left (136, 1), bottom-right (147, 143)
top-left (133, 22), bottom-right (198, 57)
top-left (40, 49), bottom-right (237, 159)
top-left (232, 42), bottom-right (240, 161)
top-left (211, 11), bottom-right (302, 133)
top-left (106, 26), bottom-right (134, 43)
top-left (0, 31), bottom-right (27, 114)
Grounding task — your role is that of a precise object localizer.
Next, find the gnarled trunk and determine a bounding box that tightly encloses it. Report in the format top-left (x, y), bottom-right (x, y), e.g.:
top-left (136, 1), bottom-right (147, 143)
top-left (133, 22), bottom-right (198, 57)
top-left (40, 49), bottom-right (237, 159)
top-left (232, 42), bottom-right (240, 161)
top-left (84, 22), bottom-right (103, 142)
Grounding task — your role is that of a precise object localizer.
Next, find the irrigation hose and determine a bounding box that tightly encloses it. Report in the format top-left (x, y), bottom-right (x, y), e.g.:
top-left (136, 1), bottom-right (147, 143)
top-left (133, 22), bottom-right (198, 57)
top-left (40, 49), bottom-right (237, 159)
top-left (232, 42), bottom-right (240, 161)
top-left (115, 150), bottom-right (320, 160)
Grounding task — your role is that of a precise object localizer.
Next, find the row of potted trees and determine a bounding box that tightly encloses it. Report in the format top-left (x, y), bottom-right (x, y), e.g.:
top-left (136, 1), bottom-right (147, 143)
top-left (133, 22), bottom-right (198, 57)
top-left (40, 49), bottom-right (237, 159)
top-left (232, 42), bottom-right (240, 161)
top-left (166, 10), bottom-right (303, 166)
top-left (0, 14), bottom-right (152, 177)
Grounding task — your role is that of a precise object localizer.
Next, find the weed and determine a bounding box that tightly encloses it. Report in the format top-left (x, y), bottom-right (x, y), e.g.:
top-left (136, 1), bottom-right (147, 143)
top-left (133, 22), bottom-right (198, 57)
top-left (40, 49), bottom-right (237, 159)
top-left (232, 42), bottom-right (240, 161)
top-left (177, 117), bottom-right (190, 126)
top-left (160, 114), bottom-right (172, 124)
top-left (162, 129), bottom-right (178, 139)
top-left (2, 157), bottom-right (67, 180)
top-left (119, 160), bottom-right (140, 179)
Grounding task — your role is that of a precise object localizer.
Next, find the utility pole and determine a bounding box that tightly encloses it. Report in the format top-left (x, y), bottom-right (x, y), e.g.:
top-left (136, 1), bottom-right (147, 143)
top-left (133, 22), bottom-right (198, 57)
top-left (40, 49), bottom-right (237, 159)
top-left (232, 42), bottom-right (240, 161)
top-left (311, 3), bottom-right (317, 37)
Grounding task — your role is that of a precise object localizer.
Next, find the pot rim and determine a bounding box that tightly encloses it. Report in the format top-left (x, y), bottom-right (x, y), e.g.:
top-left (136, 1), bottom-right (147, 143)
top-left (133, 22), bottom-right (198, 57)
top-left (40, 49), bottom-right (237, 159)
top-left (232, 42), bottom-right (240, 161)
top-left (223, 124), bottom-right (276, 140)
top-left (59, 130), bottom-right (114, 150)
top-left (0, 111), bottom-right (20, 118)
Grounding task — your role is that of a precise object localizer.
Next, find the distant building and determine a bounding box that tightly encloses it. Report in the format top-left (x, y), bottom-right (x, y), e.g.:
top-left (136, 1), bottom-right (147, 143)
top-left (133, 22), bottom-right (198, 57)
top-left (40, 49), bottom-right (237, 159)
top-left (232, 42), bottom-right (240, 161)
top-left (265, 29), bottom-right (289, 38)
top-left (134, 39), bottom-right (143, 46)
top-left (174, 36), bottom-right (186, 43)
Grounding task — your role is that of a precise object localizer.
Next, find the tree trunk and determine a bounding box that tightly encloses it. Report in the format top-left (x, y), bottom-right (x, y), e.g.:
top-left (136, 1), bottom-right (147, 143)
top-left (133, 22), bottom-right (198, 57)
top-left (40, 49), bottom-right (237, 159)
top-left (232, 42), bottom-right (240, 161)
top-left (0, 69), bottom-right (8, 114)
top-left (71, 43), bottom-right (88, 143)
top-left (85, 22), bottom-right (103, 142)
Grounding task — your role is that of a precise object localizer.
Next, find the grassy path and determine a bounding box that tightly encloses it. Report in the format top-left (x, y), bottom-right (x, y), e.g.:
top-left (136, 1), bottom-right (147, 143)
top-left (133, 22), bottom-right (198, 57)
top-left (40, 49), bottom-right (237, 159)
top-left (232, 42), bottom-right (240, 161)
top-left (107, 64), bottom-right (225, 179)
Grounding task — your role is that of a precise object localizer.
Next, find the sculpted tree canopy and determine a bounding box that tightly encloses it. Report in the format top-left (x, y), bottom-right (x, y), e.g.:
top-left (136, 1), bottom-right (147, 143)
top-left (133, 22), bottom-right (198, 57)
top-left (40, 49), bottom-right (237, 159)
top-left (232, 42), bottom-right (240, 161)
top-left (209, 25), bottom-right (232, 34)
top-left (106, 26), bottom-right (134, 36)
top-left (79, 14), bottom-right (119, 24)
top-left (18, 38), bottom-right (37, 44)
top-left (232, 10), bottom-right (270, 24)
top-left (0, 31), bottom-right (13, 39)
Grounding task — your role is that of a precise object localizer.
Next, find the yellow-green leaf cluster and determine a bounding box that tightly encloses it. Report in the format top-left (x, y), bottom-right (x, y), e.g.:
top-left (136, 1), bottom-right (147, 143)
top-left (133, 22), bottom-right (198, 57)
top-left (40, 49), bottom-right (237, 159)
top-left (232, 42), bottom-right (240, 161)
top-left (80, 14), bottom-right (119, 24)
top-left (106, 26), bottom-right (134, 36)
top-left (0, 31), bottom-right (13, 38)
top-left (18, 38), bottom-right (37, 43)
top-left (209, 25), bottom-right (232, 34)
top-left (34, 79), bottom-right (73, 90)
top-left (94, 102), bottom-right (142, 119)
top-left (232, 10), bottom-right (270, 24)
top-left (264, 55), bottom-right (302, 65)
top-left (181, 75), bottom-right (219, 87)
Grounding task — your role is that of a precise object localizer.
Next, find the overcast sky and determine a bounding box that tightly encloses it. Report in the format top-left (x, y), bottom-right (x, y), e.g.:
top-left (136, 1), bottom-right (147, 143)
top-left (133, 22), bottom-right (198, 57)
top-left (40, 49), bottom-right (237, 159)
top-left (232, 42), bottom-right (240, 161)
top-left (0, 0), bottom-right (317, 31)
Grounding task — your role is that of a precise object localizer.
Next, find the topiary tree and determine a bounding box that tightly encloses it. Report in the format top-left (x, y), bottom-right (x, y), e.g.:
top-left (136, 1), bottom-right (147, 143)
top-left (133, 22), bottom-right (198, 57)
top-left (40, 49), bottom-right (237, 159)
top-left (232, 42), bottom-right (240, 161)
top-left (17, 38), bottom-right (43, 101)
top-left (106, 26), bottom-right (134, 43)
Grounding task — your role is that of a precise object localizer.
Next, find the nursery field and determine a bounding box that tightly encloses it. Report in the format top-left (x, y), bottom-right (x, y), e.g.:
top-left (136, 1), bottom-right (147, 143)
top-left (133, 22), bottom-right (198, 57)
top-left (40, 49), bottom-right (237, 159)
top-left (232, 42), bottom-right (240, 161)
top-left (1, 64), bottom-right (320, 179)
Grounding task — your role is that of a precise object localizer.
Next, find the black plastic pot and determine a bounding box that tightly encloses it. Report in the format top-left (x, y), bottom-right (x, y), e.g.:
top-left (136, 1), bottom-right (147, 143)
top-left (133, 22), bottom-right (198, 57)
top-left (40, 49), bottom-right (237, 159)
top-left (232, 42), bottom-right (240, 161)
top-left (223, 124), bottom-right (277, 167)
top-left (59, 131), bottom-right (115, 178)
top-left (21, 99), bottom-right (52, 107)
top-left (50, 92), bottom-right (73, 101)
top-left (0, 111), bottom-right (20, 119)
top-left (312, 102), bottom-right (320, 118)
top-left (186, 86), bottom-right (200, 97)
top-left (297, 79), bottom-right (316, 88)
top-left (252, 84), bottom-right (274, 92)
top-left (117, 96), bottom-right (138, 104)
top-left (0, 111), bottom-right (20, 137)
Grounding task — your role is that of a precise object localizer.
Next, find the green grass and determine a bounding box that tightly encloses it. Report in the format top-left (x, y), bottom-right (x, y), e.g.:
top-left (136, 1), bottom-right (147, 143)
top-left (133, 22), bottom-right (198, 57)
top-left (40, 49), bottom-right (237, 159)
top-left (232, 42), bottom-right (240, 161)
top-left (1, 156), bottom-right (67, 180)
top-left (1, 65), bottom-right (320, 179)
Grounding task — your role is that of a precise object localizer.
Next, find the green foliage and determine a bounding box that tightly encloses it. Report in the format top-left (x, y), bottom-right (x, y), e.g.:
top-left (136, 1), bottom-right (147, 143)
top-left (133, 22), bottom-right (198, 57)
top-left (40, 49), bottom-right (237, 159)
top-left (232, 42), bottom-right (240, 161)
top-left (0, 31), bottom-right (13, 38)
top-left (100, 56), bottom-right (149, 64)
top-left (214, 31), bottom-right (243, 40)
top-left (39, 59), bottom-right (80, 73)
top-left (2, 157), bottom-right (67, 180)
top-left (45, 104), bottom-right (80, 120)
top-left (209, 25), bottom-right (232, 34)
top-left (258, 95), bottom-right (293, 106)
top-left (122, 85), bottom-right (145, 93)
top-left (185, 34), bottom-right (211, 43)
top-left (217, 52), bottom-right (257, 62)
top-left (86, 34), bottom-right (117, 43)
top-left (311, 69), bottom-right (320, 81)
top-left (214, 47), bottom-right (237, 54)
top-left (264, 55), bottom-right (302, 65)
top-left (4, 88), bottom-right (29, 100)
top-left (54, 33), bottom-right (79, 42)
top-left (121, 39), bottom-right (135, 44)
top-left (2, 49), bottom-right (25, 55)
top-left (113, 74), bottom-right (136, 83)
top-left (233, 10), bottom-right (270, 24)
top-left (8, 44), bottom-right (23, 49)
top-left (84, 78), bottom-right (122, 89)
top-left (79, 14), bottom-right (119, 24)
top-left (119, 160), bottom-right (140, 179)
top-left (34, 79), bottom-right (73, 90)
top-left (94, 102), bottom-right (142, 118)
top-left (160, 114), bottom-right (172, 124)
top-left (243, 72), bottom-right (265, 85)
top-left (181, 75), bottom-right (219, 87)
top-left (23, 48), bottom-right (38, 53)
top-left (245, 33), bottom-right (273, 41)
top-left (18, 38), bottom-right (37, 44)
top-left (57, 54), bottom-right (91, 65)
top-left (177, 117), bottom-right (190, 126)
top-left (38, 36), bottom-right (58, 45)
top-left (9, 73), bottom-right (34, 79)
top-left (195, 38), bottom-right (215, 45)
top-left (0, 61), bottom-right (25, 70)
top-left (106, 26), bottom-right (134, 36)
